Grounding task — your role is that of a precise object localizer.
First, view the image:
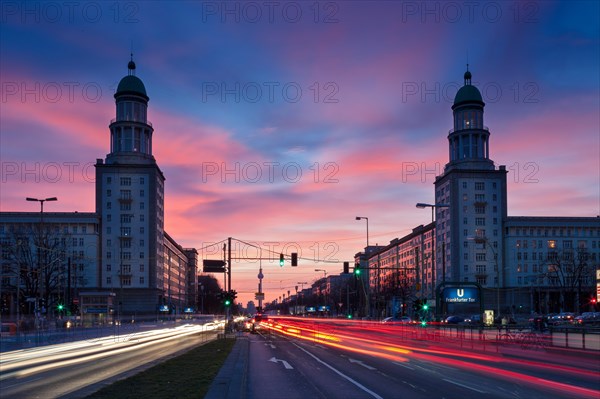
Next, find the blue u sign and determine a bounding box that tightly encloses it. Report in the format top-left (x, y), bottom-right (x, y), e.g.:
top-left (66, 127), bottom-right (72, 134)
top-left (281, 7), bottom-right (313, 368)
top-left (443, 287), bottom-right (478, 303)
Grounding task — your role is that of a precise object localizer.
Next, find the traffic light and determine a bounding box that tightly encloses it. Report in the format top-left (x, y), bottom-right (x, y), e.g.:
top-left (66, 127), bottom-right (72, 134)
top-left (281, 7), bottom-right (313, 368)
top-left (279, 253), bottom-right (284, 267)
top-left (291, 252), bottom-right (298, 267)
top-left (343, 261), bottom-right (349, 274)
top-left (422, 302), bottom-right (429, 311)
top-left (354, 263), bottom-right (361, 276)
top-left (223, 291), bottom-right (232, 307)
top-left (57, 303), bottom-right (64, 312)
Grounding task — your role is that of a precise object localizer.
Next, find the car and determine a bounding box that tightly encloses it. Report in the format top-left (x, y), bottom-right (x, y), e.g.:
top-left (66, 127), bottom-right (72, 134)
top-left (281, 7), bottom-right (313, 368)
top-left (381, 316), bottom-right (413, 324)
top-left (549, 312), bottom-right (575, 325)
top-left (251, 313), bottom-right (268, 332)
top-left (445, 316), bottom-right (465, 324)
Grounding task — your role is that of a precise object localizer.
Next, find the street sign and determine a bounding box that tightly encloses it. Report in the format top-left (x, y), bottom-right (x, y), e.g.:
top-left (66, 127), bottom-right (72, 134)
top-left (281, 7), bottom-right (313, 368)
top-left (442, 287), bottom-right (479, 303)
top-left (255, 292), bottom-right (265, 300)
top-left (203, 259), bottom-right (226, 273)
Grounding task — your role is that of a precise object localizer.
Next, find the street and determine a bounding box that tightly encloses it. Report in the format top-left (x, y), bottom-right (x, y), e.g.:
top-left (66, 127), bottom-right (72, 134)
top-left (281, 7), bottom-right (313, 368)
top-left (242, 317), bottom-right (600, 399)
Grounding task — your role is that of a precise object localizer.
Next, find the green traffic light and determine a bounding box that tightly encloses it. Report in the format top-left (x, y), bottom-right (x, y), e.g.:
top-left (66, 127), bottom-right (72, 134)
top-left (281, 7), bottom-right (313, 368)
top-left (421, 320), bottom-right (427, 327)
top-left (224, 299), bottom-right (231, 306)
top-left (422, 303), bottom-right (429, 311)
top-left (347, 314), bottom-right (353, 319)
top-left (354, 268), bottom-right (361, 275)
top-left (57, 304), bottom-right (64, 311)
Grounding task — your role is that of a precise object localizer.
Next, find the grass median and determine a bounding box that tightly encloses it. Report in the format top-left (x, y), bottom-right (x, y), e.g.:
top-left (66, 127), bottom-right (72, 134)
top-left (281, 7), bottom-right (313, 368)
top-left (86, 337), bottom-right (236, 399)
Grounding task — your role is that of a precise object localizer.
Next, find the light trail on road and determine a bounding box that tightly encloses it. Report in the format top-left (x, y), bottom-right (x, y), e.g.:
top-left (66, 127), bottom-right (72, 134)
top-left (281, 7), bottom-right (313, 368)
top-left (262, 316), bottom-right (600, 399)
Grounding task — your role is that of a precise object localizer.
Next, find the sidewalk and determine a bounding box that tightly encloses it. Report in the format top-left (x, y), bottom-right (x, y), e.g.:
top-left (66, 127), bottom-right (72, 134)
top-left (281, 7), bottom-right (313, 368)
top-left (204, 335), bottom-right (249, 399)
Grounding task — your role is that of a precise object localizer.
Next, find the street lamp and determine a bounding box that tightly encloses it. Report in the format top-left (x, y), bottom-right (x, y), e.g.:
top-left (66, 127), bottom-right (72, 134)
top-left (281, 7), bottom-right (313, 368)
top-left (467, 236), bottom-right (500, 318)
top-left (315, 269), bottom-right (327, 279)
top-left (355, 216), bottom-right (369, 247)
top-left (25, 197), bottom-right (58, 323)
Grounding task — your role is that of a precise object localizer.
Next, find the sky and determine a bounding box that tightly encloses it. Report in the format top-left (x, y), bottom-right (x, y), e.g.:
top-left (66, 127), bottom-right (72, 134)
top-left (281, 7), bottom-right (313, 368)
top-left (1, 1), bottom-right (599, 307)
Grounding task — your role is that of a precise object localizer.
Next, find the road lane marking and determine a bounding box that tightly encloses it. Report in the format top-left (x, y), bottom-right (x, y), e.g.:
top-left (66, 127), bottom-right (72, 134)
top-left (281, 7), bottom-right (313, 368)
top-left (349, 358), bottom-right (376, 370)
top-left (442, 378), bottom-right (487, 393)
top-left (293, 343), bottom-right (383, 399)
top-left (392, 361), bottom-right (414, 370)
top-left (269, 357), bottom-right (293, 369)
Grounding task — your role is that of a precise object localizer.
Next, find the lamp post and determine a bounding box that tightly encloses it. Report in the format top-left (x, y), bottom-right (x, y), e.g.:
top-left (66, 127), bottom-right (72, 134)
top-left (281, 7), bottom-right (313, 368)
top-left (356, 216), bottom-right (371, 317)
top-left (468, 236), bottom-right (500, 318)
top-left (25, 197), bottom-right (57, 324)
top-left (315, 269), bottom-right (327, 279)
top-left (355, 216), bottom-right (369, 247)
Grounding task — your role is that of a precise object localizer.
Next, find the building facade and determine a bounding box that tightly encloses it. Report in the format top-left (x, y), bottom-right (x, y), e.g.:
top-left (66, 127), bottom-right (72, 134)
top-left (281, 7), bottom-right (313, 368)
top-left (0, 59), bottom-right (197, 323)
top-left (0, 212), bottom-right (100, 318)
top-left (362, 69), bottom-right (598, 319)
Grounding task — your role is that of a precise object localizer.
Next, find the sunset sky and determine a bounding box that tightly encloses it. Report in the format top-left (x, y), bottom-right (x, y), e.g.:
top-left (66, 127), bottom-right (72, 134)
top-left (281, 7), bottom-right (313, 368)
top-left (1, 1), bottom-right (599, 307)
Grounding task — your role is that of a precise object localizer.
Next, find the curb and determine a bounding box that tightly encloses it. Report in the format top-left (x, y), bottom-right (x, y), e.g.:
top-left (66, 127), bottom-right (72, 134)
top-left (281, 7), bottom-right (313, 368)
top-left (204, 336), bottom-right (249, 399)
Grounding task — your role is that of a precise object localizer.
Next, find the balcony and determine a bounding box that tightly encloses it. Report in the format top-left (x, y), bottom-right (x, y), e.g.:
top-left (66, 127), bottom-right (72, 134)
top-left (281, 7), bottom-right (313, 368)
top-left (110, 117), bottom-right (152, 128)
top-left (448, 126), bottom-right (489, 135)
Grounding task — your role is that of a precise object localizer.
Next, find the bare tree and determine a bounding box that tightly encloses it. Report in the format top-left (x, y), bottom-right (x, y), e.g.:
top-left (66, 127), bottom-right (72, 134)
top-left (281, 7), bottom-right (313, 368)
top-left (4, 225), bottom-right (71, 316)
top-left (542, 247), bottom-right (595, 313)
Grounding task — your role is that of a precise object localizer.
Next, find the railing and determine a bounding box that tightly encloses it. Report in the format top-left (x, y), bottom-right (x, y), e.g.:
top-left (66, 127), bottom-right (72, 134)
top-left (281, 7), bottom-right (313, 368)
top-left (110, 117), bottom-right (153, 127)
top-left (448, 126), bottom-right (489, 134)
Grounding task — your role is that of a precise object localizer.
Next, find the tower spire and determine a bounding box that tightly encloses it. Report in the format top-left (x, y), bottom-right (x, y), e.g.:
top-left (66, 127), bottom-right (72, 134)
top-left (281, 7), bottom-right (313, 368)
top-left (128, 52), bottom-right (136, 76)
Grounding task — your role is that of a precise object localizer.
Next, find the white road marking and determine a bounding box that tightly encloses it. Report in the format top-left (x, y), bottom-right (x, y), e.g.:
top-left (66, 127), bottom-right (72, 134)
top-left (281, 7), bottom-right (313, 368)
top-left (349, 358), bottom-right (376, 370)
top-left (442, 378), bottom-right (487, 393)
top-left (269, 357), bottom-right (293, 369)
top-left (392, 361), bottom-right (414, 370)
top-left (293, 343), bottom-right (384, 399)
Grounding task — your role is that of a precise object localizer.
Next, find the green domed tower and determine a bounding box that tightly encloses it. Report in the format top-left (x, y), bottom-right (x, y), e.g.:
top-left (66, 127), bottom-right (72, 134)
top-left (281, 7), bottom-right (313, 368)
top-left (107, 57), bottom-right (154, 163)
top-left (446, 68), bottom-right (493, 172)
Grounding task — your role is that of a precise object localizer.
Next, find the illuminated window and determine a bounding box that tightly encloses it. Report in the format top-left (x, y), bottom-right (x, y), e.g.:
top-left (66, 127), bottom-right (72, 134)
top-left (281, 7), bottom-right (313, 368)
top-left (547, 240), bottom-right (556, 249)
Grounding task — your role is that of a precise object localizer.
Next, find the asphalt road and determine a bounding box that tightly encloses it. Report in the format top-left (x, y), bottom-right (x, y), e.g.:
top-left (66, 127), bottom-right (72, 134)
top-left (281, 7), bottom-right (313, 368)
top-left (0, 328), bottom-right (218, 399)
top-left (244, 322), bottom-right (600, 399)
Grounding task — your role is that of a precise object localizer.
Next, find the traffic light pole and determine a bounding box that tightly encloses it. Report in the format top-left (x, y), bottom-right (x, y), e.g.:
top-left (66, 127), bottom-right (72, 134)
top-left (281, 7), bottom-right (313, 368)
top-left (227, 237), bottom-right (232, 296)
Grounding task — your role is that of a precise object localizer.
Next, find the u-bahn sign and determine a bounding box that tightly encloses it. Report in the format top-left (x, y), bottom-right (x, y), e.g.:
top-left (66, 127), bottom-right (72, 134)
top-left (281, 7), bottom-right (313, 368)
top-left (442, 287), bottom-right (479, 303)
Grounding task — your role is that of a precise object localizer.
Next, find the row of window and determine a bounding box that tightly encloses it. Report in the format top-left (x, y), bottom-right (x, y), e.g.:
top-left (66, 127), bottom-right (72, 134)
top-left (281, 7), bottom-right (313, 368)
top-left (106, 176), bottom-right (145, 186)
top-left (106, 239), bottom-right (145, 248)
top-left (106, 263), bottom-right (145, 272)
top-left (511, 227), bottom-right (599, 237)
top-left (106, 214), bottom-right (145, 223)
top-left (515, 239), bottom-right (594, 249)
top-left (463, 217), bottom-right (499, 226)
top-left (106, 226), bottom-right (144, 234)
top-left (106, 189), bottom-right (145, 198)
top-left (105, 276), bottom-right (144, 286)
top-left (105, 252), bottom-right (145, 260)
top-left (106, 202), bottom-right (145, 210)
